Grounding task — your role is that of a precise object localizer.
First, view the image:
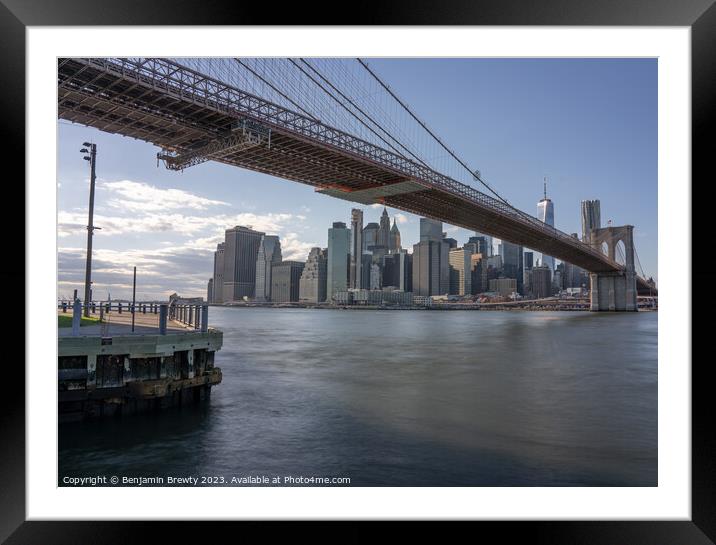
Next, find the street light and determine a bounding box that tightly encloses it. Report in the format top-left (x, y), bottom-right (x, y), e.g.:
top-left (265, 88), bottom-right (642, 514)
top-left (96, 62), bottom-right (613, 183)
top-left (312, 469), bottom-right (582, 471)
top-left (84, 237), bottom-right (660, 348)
top-left (81, 142), bottom-right (97, 317)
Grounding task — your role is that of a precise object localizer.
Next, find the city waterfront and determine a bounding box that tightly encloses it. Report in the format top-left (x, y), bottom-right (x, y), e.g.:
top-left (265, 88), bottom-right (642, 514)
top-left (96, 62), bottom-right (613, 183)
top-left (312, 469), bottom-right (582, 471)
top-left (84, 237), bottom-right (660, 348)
top-left (59, 307), bottom-right (657, 486)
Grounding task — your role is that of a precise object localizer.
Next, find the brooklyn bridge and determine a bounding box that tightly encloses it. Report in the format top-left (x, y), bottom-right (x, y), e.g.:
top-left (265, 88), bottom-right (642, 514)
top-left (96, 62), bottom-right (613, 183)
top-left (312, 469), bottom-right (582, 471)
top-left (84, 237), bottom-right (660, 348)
top-left (57, 57), bottom-right (655, 311)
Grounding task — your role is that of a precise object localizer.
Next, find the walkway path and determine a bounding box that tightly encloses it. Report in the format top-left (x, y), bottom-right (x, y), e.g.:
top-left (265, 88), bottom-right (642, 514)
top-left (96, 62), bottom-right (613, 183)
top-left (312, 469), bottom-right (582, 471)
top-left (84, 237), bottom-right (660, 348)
top-left (57, 310), bottom-right (193, 337)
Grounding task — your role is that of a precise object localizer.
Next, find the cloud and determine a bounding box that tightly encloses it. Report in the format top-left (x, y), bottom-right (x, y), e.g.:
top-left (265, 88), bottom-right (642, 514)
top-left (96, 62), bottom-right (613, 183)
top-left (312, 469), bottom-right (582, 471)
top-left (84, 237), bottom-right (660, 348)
top-left (57, 210), bottom-right (300, 240)
top-left (58, 245), bottom-right (214, 300)
top-left (222, 213), bottom-right (296, 236)
top-left (280, 233), bottom-right (318, 261)
top-left (102, 179), bottom-right (229, 213)
top-left (394, 213), bottom-right (409, 224)
top-left (183, 234), bottom-right (226, 252)
top-left (57, 179), bottom-right (317, 299)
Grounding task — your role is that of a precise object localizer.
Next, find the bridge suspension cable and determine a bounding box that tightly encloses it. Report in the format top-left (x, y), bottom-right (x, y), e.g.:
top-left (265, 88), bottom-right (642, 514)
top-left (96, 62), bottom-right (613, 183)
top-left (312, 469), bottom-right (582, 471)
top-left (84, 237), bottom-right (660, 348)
top-left (615, 238), bottom-right (653, 290)
top-left (282, 57), bottom-right (538, 235)
top-left (633, 244), bottom-right (648, 280)
top-left (170, 57), bottom-right (579, 241)
top-left (615, 241), bottom-right (626, 266)
top-left (286, 58), bottom-right (434, 173)
top-left (356, 58), bottom-right (543, 225)
top-left (295, 59), bottom-right (434, 170)
top-left (233, 58), bottom-right (320, 122)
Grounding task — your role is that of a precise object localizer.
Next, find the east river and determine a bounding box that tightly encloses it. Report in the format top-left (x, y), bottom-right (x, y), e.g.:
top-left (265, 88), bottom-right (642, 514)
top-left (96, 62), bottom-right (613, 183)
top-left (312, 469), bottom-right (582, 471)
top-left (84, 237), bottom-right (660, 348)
top-left (59, 308), bottom-right (657, 486)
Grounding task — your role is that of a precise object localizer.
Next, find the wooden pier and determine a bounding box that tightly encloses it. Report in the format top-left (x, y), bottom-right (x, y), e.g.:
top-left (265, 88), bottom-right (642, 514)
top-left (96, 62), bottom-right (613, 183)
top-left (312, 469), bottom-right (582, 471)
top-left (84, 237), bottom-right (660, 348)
top-left (58, 300), bottom-right (223, 422)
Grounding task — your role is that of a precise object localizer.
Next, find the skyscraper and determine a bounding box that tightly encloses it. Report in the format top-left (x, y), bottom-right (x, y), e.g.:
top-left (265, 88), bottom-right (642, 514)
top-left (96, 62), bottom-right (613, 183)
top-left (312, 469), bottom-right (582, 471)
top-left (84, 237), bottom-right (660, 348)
top-left (271, 261), bottom-right (305, 303)
top-left (531, 264), bottom-right (553, 299)
top-left (327, 221), bottom-right (351, 300)
top-left (499, 240), bottom-right (524, 294)
top-left (523, 251), bottom-right (534, 270)
top-left (413, 217), bottom-right (449, 295)
top-left (467, 236), bottom-right (489, 256)
top-left (382, 249), bottom-right (412, 291)
top-left (485, 254), bottom-right (502, 287)
top-left (523, 251), bottom-right (534, 291)
top-left (222, 225), bottom-right (264, 302)
top-left (398, 250), bottom-right (413, 292)
top-left (350, 209), bottom-right (363, 289)
top-left (581, 199), bottom-right (601, 244)
top-left (369, 263), bottom-right (382, 290)
top-left (443, 237), bottom-right (458, 249)
top-left (361, 253), bottom-right (372, 290)
top-left (212, 242), bottom-right (225, 303)
top-left (382, 253), bottom-right (399, 289)
top-left (255, 235), bottom-right (282, 302)
top-left (389, 218), bottom-right (401, 253)
top-left (299, 248), bottom-right (328, 303)
top-left (378, 207), bottom-right (391, 248)
top-left (362, 222), bottom-right (380, 252)
top-left (473, 232), bottom-right (493, 256)
top-left (369, 244), bottom-right (387, 289)
top-left (554, 263), bottom-right (564, 291)
top-left (419, 217), bottom-right (443, 242)
top-left (537, 179), bottom-right (555, 271)
top-left (449, 246), bottom-right (474, 296)
top-left (470, 253), bottom-right (487, 294)
top-left (413, 241), bottom-right (449, 296)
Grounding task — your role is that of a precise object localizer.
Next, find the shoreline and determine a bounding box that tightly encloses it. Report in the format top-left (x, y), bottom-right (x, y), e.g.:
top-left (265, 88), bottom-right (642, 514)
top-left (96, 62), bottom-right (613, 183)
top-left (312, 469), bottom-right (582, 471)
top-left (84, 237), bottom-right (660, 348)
top-left (209, 303), bottom-right (657, 312)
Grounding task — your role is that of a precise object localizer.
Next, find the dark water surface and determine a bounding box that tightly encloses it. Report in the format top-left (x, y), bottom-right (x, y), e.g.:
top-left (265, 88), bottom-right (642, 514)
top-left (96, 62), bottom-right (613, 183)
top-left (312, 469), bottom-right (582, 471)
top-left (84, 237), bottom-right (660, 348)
top-left (59, 308), bottom-right (657, 486)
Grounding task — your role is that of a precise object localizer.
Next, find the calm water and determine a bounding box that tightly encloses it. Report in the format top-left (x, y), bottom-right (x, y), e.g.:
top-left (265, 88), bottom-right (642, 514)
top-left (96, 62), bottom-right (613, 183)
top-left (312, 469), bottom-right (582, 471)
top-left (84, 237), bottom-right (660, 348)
top-left (59, 308), bottom-right (657, 486)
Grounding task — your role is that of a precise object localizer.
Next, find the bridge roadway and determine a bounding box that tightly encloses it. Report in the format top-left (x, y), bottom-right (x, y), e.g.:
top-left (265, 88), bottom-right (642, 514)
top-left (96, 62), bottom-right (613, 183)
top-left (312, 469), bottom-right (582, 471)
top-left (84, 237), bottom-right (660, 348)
top-left (57, 57), bottom-right (654, 293)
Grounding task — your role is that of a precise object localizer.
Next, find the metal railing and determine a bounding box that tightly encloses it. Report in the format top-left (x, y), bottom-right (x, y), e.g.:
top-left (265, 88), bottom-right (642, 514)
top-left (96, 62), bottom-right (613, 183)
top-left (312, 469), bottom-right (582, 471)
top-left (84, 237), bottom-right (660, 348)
top-left (168, 302), bottom-right (210, 332)
top-left (57, 300), bottom-right (210, 336)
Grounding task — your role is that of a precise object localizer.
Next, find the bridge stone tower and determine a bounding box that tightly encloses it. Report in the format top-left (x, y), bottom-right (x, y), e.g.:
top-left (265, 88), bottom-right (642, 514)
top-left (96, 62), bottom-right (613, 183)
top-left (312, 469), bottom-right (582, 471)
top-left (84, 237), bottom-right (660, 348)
top-left (589, 225), bottom-right (637, 311)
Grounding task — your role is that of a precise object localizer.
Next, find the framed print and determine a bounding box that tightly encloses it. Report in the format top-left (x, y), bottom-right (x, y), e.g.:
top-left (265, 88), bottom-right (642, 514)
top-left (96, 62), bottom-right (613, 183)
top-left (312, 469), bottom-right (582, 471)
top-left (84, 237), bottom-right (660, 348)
top-left (4, 0), bottom-right (712, 542)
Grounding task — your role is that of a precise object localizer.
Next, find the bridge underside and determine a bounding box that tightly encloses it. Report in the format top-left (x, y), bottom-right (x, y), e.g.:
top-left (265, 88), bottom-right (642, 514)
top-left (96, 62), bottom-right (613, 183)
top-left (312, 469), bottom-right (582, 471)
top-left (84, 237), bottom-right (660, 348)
top-left (57, 58), bottom-right (655, 295)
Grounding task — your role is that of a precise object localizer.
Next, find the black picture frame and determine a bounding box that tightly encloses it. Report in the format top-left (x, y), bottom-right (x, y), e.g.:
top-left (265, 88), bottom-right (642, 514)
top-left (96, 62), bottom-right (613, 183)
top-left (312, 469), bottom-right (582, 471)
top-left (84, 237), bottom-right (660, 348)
top-left (3, 1), bottom-right (710, 542)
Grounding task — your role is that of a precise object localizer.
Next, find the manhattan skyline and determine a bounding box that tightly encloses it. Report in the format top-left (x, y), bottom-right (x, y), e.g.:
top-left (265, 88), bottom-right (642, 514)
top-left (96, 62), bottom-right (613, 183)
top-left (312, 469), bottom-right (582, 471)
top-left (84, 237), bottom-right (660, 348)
top-left (57, 58), bottom-right (657, 300)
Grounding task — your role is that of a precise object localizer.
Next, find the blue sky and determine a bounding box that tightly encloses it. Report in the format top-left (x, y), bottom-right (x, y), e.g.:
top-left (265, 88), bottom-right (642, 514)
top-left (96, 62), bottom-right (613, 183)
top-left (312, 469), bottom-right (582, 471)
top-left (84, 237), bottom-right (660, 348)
top-left (57, 58), bottom-right (657, 300)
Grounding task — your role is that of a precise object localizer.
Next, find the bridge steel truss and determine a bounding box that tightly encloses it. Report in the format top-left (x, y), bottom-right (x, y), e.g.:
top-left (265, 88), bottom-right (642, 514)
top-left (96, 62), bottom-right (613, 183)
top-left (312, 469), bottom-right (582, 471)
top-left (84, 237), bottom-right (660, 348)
top-left (57, 57), bottom-right (652, 290)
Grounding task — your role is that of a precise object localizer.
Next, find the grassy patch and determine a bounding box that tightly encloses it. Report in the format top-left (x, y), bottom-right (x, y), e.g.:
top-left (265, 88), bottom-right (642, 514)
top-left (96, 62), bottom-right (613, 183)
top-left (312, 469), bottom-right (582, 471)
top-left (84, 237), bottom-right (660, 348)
top-left (58, 314), bottom-right (101, 328)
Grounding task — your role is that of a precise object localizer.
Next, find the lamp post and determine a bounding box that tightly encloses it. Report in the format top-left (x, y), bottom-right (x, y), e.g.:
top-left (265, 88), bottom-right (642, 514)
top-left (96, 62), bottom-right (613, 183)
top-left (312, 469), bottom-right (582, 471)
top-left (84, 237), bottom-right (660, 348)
top-left (81, 142), bottom-right (100, 317)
